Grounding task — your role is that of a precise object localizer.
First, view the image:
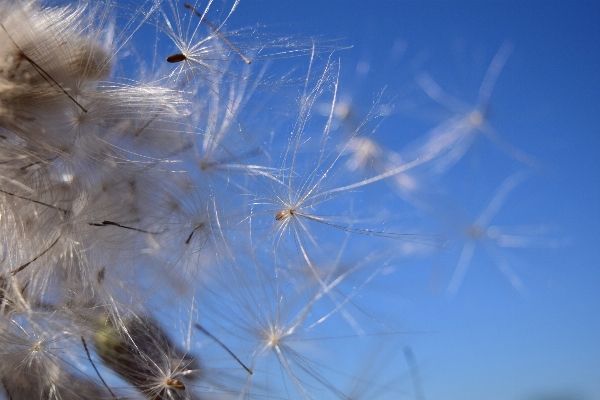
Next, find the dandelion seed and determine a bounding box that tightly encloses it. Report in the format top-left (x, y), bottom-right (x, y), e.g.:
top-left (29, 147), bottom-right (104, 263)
top-left (184, 2), bottom-right (251, 65)
top-left (161, 0), bottom-right (251, 84)
top-left (446, 170), bottom-right (533, 296)
top-left (408, 41), bottom-right (538, 175)
top-left (93, 315), bottom-right (201, 398)
top-left (253, 60), bottom-right (439, 261)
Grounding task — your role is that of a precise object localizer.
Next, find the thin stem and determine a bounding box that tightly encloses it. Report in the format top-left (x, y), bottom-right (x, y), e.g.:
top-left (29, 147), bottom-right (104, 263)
top-left (10, 237), bottom-right (60, 275)
top-left (0, 23), bottom-right (88, 113)
top-left (195, 323), bottom-right (253, 375)
top-left (81, 336), bottom-right (118, 399)
top-left (88, 220), bottom-right (166, 235)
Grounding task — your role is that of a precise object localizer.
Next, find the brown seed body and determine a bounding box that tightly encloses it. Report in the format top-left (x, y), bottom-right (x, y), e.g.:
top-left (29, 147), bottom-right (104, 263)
top-left (166, 53), bottom-right (187, 63)
top-left (275, 210), bottom-right (292, 221)
top-left (165, 378), bottom-right (185, 390)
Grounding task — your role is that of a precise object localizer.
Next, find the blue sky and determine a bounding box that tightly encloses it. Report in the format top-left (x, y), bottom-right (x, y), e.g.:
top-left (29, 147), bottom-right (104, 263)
top-left (225, 2), bottom-right (600, 399)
